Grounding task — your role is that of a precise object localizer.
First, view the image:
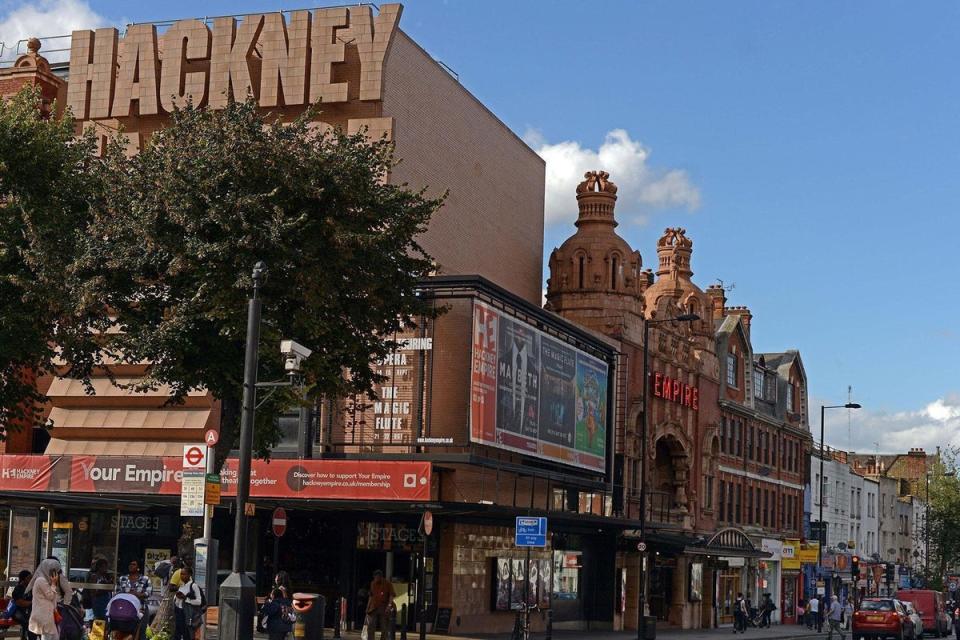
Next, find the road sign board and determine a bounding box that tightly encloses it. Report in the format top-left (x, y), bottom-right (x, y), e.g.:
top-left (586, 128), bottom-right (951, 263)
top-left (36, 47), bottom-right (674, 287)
top-left (182, 444), bottom-right (206, 469)
top-left (423, 510), bottom-right (434, 536)
top-left (204, 429), bottom-right (219, 446)
top-left (515, 516), bottom-right (547, 547)
top-left (637, 541), bottom-right (647, 552)
top-left (180, 470), bottom-right (205, 516)
top-left (272, 507), bottom-right (287, 537)
top-left (949, 581), bottom-right (957, 592)
top-left (204, 473), bottom-right (221, 505)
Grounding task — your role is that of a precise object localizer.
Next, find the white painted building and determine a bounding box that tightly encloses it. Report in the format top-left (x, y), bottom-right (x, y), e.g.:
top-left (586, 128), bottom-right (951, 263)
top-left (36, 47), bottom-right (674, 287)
top-left (862, 476), bottom-right (879, 558)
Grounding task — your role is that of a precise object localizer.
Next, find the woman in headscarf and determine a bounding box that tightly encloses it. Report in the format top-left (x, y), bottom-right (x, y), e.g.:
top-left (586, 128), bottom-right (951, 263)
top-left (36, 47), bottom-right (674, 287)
top-left (25, 559), bottom-right (73, 640)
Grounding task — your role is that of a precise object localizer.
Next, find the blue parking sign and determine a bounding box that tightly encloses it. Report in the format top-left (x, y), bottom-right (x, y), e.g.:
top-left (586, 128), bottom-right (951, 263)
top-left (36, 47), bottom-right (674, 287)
top-left (515, 516), bottom-right (548, 547)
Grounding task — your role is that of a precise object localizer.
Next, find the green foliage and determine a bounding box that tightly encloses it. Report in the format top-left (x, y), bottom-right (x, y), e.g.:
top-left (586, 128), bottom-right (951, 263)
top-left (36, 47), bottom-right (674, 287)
top-left (0, 87), bottom-right (100, 438)
top-left (75, 99), bottom-right (443, 460)
top-left (922, 446), bottom-right (960, 581)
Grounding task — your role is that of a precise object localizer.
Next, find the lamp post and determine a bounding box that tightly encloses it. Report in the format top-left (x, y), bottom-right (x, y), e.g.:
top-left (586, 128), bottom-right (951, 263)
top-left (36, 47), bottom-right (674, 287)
top-left (925, 471), bottom-right (930, 578)
top-left (220, 262), bottom-right (265, 640)
top-left (817, 402), bottom-right (861, 595)
top-left (637, 312), bottom-right (699, 640)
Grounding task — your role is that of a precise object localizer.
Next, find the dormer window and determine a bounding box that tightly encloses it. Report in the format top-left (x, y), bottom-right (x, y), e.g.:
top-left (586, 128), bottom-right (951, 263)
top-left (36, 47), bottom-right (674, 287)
top-left (726, 353), bottom-right (738, 387)
top-left (786, 384), bottom-right (794, 413)
top-left (753, 369), bottom-right (763, 399)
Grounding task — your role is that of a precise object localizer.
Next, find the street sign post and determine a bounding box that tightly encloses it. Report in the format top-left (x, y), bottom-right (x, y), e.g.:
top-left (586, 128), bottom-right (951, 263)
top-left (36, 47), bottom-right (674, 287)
top-left (514, 517), bottom-right (547, 638)
top-left (183, 444), bottom-right (206, 469)
top-left (205, 429), bottom-right (219, 447)
top-left (515, 517), bottom-right (547, 547)
top-left (180, 470), bottom-right (205, 516)
top-left (272, 507), bottom-right (287, 537)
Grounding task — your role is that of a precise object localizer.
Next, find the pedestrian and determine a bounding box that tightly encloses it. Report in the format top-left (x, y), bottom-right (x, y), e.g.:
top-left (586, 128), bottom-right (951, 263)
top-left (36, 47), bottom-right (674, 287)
top-left (843, 598), bottom-right (854, 631)
top-left (259, 589), bottom-right (293, 640)
top-left (809, 594), bottom-right (821, 632)
top-left (365, 570), bottom-right (395, 640)
top-left (273, 571), bottom-right (292, 600)
top-left (827, 595), bottom-right (845, 640)
top-left (26, 559), bottom-right (72, 640)
top-left (173, 567), bottom-right (202, 640)
top-left (733, 592), bottom-right (748, 633)
top-left (9, 570), bottom-right (36, 640)
top-left (761, 594), bottom-right (776, 628)
top-left (116, 560), bottom-right (151, 640)
top-left (83, 559), bottom-right (111, 622)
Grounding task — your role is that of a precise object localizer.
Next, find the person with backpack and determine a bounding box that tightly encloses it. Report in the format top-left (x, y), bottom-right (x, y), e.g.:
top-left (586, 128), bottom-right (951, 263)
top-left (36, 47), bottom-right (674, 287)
top-left (8, 570), bottom-right (36, 640)
top-left (173, 567), bottom-right (203, 640)
top-left (733, 592), bottom-right (748, 633)
top-left (259, 589), bottom-right (294, 640)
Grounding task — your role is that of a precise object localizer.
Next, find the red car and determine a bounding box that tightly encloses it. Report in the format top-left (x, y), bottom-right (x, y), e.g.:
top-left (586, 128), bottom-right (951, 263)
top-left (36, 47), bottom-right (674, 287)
top-left (854, 598), bottom-right (917, 640)
top-left (896, 590), bottom-right (953, 637)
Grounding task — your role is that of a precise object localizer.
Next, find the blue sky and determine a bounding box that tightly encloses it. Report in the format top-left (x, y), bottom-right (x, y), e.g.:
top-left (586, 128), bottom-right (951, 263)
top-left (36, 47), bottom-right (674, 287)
top-left (2, 0), bottom-right (959, 452)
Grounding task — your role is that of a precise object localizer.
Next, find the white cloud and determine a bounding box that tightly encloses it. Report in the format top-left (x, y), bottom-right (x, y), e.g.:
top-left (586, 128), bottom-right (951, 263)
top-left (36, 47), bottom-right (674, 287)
top-left (822, 393), bottom-right (960, 454)
top-left (525, 128), bottom-right (701, 227)
top-left (0, 0), bottom-right (106, 62)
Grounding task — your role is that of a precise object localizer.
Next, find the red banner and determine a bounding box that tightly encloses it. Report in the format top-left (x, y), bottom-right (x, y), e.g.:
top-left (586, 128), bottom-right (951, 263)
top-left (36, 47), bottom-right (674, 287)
top-left (0, 455), bottom-right (431, 501)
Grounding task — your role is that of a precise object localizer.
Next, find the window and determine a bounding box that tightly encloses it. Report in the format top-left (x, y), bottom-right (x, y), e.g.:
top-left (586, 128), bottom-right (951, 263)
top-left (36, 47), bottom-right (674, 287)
top-left (719, 481), bottom-right (727, 521)
top-left (578, 255), bottom-right (585, 289)
top-left (748, 426), bottom-right (754, 460)
top-left (736, 484), bottom-right (742, 523)
top-left (610, 256), bottom-right (618, 289)
top-left (754, 370), bottom-right (764, 398)
top-left (727, 354), bottom-right (738, 387)
top-left (728, 482), bottom-right (734, 522)
top-left (764, 374), bottom-right (777, 402)
top-left (704, 476), bottom-right (714, 509)
top-left (735, 421), bottom-right (742, 456)
top-left (786, 384), bottom-right (794, 412)
top-left (763, 489), bottom-right (769, 527)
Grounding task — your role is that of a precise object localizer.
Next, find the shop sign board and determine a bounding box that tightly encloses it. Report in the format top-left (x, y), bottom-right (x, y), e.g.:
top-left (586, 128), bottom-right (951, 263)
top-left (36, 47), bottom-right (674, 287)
top-left (470, 300), bottom-right (610, 472)
top-left (0, 455), bottom-right (431, 501)
top-left (798, 542), bottom-right (820, 564)
top-left (515, 517), bottom-right (548, 547)
top-left (782, 539), bottom-right (801, 570)
top-left (761, 538), bottom-right (783, 560)
top-left (180, 470), bottom-right (205, 516)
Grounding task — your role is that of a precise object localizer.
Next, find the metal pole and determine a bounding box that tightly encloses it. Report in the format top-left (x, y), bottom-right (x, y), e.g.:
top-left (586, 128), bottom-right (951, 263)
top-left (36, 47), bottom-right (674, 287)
top-left (637, 317), bottom-right (649, 640)
top-left (524, 545), bottom-right (531, 638)
top-left (232, 261), bottom-right (264, 573)
top-left (925, 472), bottom-right (930, 577)
top-left (818, 404), bottom-right (825, 573)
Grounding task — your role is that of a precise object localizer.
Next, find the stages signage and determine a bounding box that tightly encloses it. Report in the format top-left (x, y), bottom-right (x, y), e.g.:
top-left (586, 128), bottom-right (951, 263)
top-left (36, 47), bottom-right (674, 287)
top-left (469, 300), bottom-right (610, 472)
top-left (0, 454), bottom-right (430, 501)
top-left (67, 5), bottom-right (401, 138)
top-left (652, 371), bottom-right (699, 410)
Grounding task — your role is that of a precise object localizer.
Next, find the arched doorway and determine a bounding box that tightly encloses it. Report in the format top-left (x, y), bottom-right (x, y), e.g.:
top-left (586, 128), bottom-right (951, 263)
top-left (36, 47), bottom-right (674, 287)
top-left (652, 434), bottom-right (690, 522)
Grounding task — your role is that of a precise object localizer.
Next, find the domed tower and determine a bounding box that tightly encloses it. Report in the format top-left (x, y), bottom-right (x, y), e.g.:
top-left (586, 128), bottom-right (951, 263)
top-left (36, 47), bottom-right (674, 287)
top-left (545, 171), bottom-right (645, 340)
top-left (643, 227), bottom-right (713, 335)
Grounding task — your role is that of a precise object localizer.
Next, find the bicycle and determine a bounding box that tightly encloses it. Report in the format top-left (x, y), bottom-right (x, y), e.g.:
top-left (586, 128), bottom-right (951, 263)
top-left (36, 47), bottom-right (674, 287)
top-left (511, 602), bottom-right (539, 640)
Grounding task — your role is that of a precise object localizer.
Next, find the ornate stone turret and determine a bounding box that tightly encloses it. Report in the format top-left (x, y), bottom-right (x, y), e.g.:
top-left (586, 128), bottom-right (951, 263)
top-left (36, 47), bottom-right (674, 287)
top-left (545, 171), bottom-right (645, 340)
top-left (643, 227), bottom-right (712, 334)
top-left (0, 37), bottom-right (66, 116)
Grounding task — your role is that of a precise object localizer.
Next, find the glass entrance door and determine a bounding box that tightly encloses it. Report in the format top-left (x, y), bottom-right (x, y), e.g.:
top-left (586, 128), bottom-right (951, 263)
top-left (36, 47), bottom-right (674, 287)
top-left (719, 572), bottom-right (740, 625)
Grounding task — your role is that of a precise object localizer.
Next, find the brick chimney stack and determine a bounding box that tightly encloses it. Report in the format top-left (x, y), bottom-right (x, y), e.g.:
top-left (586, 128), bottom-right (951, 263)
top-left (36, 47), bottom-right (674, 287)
top-left (706, 284), bottom-right (726, 320)
top-left (725, 305), bottom-right (752, 337)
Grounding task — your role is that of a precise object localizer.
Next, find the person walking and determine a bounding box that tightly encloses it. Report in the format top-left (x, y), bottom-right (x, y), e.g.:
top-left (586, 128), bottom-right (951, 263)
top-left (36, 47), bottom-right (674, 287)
top-left (272, 571), bottom-right (292, 600)
top-left (827, 595), bottom-right (845, 640)
top-left (116, 561), bottom-right (151, 640)
top-left (761, 594), bottom-right (776, 628)
top-left (733, 592), bottom-right (748, 633)
top-left (10, 570), bottom-right (36, 640)
top-left (26, 559), bottom-right (72, 640)
top-left (85, 559), bottom-right (112, 622)
top-left (843, 597), bottom-right (854, 631)
top-left (173, 567), bottom-right (202, 640)
top-left (259, 589), bottom-right (293, 640)
top-left (365, 570), bottom-right (395, 640)
top-left (809, 594), bottom-right (821, 632)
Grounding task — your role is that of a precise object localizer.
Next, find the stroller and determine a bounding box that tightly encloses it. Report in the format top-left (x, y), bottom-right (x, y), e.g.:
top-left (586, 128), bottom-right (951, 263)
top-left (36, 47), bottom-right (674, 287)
top-left (57, 603), bottom-right (85, 640)
top-left (106, 595), bottom-right (143, 640)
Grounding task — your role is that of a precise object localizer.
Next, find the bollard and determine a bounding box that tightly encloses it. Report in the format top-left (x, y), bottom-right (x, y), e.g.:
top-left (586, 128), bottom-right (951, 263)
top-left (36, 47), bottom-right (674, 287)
top-left (400, 604), bottom-right (408, 640)
top-left (389, 607), bottom-right (397, 640)
top-left (545, 608), bottom-right (553, 640)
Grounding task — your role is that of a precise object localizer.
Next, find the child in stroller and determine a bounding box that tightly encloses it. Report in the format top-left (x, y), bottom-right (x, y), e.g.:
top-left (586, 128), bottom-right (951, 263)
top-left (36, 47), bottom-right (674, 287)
top-left (106, 594), bottom-right (144, 640)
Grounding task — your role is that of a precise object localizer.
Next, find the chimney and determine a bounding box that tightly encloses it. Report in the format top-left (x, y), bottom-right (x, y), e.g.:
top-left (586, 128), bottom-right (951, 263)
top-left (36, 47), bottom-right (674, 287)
top-left (706, 284), bottom-right (726, 321)
top-left (725, 306), bottom-right (753, 337)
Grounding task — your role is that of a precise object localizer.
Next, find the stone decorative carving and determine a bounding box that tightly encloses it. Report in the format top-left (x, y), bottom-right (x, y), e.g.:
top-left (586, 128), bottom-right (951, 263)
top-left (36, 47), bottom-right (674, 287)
top-left (658, 227), bottom-right (692, 248)
top-left (576, 170), bottom-right (618, 194)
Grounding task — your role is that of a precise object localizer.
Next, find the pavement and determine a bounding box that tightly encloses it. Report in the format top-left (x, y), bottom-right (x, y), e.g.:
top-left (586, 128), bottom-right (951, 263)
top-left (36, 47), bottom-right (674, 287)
top-left (202, 623), bottom-right (832, 640)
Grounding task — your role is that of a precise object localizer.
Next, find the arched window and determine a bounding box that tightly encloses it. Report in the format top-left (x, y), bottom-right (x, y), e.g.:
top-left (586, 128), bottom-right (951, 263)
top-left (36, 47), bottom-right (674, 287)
top-left (578, 255), bottom-right (585, 289)
top-left (610, 256), bottom-right (618, 289)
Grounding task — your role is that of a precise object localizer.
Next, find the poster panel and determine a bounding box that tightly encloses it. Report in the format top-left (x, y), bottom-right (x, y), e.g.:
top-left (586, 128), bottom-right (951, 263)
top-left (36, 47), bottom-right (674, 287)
top-left (468, 300), bottom-right (609, 472)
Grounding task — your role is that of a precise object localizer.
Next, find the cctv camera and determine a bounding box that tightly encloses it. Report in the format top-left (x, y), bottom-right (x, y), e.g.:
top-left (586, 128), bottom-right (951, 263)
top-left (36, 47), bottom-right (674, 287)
top-left (280, 340), bottom-right (312, 373)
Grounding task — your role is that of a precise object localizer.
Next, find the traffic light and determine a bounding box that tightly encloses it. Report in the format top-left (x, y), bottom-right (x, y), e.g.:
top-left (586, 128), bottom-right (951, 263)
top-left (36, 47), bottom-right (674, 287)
top-left (851, 555), bottom-right (860, 580)
top-left (885, 563), bottom-right (895, 584)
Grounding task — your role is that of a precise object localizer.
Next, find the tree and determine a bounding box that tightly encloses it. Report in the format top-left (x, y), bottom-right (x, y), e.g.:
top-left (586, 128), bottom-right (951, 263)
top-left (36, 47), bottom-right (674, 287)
top-left (922, 446), bottom-right (960, 586)
top-left (74, 99), bottom-right (443, 463)
top-left (0, 87), bottom-right (100, 440)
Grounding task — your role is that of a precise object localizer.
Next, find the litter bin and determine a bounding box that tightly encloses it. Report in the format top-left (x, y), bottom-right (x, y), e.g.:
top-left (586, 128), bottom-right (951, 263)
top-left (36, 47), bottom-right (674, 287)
top-left (641, 615), bottom-right (656, 640)
top-left (292, 592), bottom-right (326, 640)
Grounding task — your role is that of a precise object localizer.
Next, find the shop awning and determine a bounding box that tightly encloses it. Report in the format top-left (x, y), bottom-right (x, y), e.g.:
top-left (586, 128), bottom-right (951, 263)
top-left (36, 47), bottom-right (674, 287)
top-left (47, 407), bottom-right (212, 430)
top-left (45, 438), bottom-right (195, 456)
top-left (624, 527), bottom-right (772, 559)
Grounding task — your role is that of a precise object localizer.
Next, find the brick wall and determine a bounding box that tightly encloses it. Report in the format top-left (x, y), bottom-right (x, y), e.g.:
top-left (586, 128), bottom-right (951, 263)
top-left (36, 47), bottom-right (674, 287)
top-left (383, 32), bottom-right (545, 305)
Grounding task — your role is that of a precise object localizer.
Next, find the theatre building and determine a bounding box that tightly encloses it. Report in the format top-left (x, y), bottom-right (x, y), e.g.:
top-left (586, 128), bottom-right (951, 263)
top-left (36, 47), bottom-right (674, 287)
top-left (0, 5), bottom-right (624, 636)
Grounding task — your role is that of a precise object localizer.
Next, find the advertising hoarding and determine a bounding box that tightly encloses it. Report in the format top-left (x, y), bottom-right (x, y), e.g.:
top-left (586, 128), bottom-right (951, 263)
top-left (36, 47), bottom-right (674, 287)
top-left (469, 300), bottom-right (609, 472)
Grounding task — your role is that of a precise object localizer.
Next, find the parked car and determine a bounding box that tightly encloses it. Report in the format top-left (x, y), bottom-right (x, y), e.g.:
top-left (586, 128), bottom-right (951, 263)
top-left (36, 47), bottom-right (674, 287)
top-left (900, 600), bottom-right (924, 639)
top-left (897, 590), bottom-right (953, 637)
top-left (854, 598), bottom-right (916, 640)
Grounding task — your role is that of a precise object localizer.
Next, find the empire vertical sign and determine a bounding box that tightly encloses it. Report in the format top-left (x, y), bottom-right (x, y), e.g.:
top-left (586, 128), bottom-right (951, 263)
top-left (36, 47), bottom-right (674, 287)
top-left (470, 300), bottom-right (609, 472)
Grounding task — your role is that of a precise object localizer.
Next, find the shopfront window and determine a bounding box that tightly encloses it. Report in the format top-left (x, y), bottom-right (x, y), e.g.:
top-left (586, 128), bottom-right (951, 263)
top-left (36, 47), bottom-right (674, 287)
top-left (0, 508), bottom-right (9, 581)
top-left (552, 551), bottom-right (581, 601)
top-left (41, 510), bottom-right (120, 580)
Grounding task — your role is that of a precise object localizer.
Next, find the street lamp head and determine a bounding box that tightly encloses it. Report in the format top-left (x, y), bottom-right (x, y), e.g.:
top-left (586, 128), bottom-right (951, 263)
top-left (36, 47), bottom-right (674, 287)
top-left (675, 313), bottom-right (701, 322)
top-left (844, 403), bottom-right (862, 409)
